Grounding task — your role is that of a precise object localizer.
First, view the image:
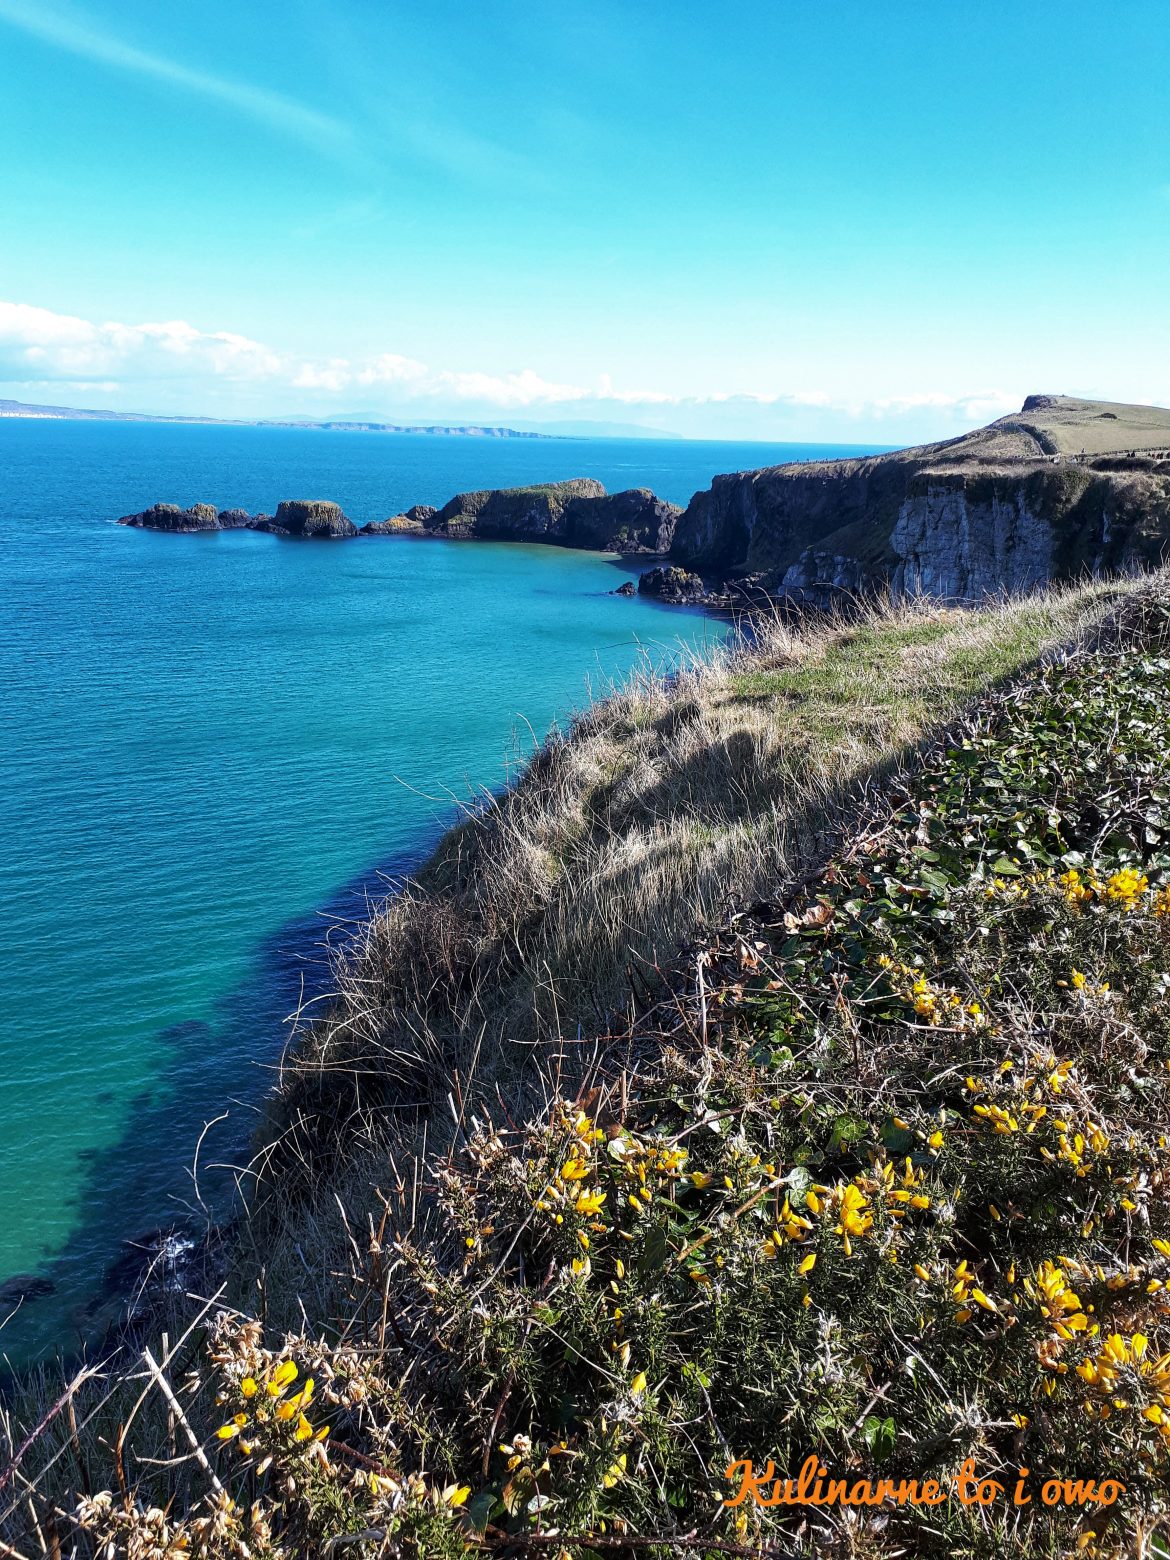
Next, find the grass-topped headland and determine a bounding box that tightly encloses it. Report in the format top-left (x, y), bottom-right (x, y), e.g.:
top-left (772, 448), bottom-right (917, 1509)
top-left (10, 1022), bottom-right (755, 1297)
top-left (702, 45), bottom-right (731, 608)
top-left (117, 396), bottom-right (1170, 615)
top-left (4, 575), bottom-right (1170, 1558)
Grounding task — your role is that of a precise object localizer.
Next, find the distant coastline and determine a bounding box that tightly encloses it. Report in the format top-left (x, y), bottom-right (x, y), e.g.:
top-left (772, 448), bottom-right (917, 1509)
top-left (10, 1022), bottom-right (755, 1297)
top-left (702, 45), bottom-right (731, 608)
top-left (0, 395), bottom-right (557, 438)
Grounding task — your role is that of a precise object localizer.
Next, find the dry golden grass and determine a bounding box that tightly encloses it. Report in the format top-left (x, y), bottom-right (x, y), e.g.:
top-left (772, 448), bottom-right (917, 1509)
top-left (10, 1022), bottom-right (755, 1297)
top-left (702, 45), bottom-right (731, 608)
top-left (253, 579), bottom-right (1132, 1269)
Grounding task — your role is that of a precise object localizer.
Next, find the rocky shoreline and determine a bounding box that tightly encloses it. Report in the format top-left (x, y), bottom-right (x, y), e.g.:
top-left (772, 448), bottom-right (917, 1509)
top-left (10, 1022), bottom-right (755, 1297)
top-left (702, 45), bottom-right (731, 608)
top-left (117, 397), bottom-right (1170, 609)
top-left (119, 481), bottom-right (680, 554)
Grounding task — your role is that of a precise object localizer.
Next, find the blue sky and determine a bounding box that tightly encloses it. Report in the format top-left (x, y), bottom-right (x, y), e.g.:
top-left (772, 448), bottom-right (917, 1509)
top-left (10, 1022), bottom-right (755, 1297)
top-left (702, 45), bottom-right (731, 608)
top-left (0, 0), bottom-right (1166, 440)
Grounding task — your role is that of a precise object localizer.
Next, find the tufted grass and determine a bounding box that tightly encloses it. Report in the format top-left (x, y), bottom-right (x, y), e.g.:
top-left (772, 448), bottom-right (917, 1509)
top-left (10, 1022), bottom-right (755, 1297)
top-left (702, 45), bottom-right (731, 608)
top-left (5, 572), bottom-right (1165, 1560)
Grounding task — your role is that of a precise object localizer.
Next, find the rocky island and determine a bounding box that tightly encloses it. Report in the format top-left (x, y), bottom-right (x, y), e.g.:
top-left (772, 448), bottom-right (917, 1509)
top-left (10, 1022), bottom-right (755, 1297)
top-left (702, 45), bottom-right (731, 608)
top-left (118, 395), bottom-right (1170, 607)
top-left (118, 482), bottom-right (677, 554)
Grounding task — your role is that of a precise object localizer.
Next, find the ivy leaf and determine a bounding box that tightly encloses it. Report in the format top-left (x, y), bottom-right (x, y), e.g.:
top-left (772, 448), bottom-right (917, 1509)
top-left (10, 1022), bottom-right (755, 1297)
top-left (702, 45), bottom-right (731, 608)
top-left (863, 1414), bottom-right (897, 1464)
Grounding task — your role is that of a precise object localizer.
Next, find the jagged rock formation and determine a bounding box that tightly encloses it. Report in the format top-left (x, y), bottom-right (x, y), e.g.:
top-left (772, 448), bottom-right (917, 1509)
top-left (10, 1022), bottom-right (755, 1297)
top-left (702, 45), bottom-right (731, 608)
top-left (118, 485), bottom-right (675, 553)
top-left (258, 500), bottom-right (357, 539)
top-left (638, 565), bottom-right (708, 603)
top-left (361, 505), bottom-right (438, 536)
top-left (118, 502), bottom-right (223, 532)
top-left (420, 480), bottom-right (678, 552)
top-left (670, 397), bottom-right (1170, 603)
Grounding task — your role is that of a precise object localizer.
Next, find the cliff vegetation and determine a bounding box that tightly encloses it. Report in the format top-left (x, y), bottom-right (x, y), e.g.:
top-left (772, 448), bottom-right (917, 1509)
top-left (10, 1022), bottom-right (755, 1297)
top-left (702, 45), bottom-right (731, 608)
top-left (4, 576), bottom-right (1170, 1559)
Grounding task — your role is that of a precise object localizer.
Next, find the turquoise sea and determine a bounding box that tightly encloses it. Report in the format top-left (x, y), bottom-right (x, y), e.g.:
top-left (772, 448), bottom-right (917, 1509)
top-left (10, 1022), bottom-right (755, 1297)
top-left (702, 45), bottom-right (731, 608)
top-left (0, 420), bottom-right (881, 1358)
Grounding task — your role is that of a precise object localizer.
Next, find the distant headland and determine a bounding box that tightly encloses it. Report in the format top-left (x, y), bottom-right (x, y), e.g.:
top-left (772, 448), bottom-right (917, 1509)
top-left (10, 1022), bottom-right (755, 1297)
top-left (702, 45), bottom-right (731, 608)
top-left (0, 395), bottom-right (555, 438)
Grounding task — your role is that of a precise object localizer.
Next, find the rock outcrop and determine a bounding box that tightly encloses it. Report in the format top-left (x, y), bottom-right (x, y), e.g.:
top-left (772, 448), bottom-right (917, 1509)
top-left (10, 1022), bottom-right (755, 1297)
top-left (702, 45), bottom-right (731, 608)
top-left (121, 499), bottom-right (357, 537)
top-left (361, 504), bottom-right (439, 536)
top-left (118, 502), bottom-right (224, 532)
top-left (670, 397), bottom-right (1170, 603)
top-left (118, 487), bottom-right (676, 553)
top-left (262, 500), bottom-right (357, 539)
top-left (423, 480), bottom-right (678, 552)
top-left (638, 565), bottom-right (708, 604)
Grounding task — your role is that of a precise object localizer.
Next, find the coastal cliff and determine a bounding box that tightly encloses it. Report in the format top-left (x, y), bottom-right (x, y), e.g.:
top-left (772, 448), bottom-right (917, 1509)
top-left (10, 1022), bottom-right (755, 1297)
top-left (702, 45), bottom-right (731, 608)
top-left (115, 397), bottom-right (1170, 606)
top-left (670, 396), bottom-right (1170, 603)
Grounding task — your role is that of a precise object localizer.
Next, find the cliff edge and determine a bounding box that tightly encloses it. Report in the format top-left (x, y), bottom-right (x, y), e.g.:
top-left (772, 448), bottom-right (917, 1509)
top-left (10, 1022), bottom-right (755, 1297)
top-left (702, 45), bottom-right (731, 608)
top-left (671, 395), bottom-right (1170, 601)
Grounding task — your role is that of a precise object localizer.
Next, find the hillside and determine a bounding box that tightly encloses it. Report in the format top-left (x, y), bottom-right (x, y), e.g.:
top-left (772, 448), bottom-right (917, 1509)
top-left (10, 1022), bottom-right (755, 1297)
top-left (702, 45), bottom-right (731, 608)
top-left (671, 396), bottom-right (1170, 602)
top-left (7, 573), bottom-right (1170, 1559)
top-left (954, 394), bottom-right (1170, 459)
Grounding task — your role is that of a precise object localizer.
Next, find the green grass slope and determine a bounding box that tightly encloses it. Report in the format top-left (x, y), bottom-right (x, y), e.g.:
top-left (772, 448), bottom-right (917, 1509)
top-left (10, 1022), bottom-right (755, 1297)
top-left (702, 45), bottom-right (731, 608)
top-left (5, 577), bottom-right (1170, 1560)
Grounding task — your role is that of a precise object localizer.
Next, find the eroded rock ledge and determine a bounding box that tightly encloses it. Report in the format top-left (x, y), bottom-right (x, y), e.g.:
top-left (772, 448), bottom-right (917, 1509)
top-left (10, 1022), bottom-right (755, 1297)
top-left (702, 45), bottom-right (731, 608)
top-left (118, 482), bottom-right (677, 554)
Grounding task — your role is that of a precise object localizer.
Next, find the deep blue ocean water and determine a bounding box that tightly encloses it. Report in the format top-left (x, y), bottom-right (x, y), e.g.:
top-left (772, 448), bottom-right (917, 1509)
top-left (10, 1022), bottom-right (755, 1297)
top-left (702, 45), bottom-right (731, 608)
top-left (0, 419), bottom-right (882, 1357)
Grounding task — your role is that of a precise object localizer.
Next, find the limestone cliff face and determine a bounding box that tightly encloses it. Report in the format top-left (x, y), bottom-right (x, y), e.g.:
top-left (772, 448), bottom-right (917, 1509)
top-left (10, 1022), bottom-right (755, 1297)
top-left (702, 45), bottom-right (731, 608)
top-left (672, 442), bottom-right (1170, 604)
top-left (890, 478), bottom-right (1054, 599)
top-left (674, 461), bottom-right (908, 576)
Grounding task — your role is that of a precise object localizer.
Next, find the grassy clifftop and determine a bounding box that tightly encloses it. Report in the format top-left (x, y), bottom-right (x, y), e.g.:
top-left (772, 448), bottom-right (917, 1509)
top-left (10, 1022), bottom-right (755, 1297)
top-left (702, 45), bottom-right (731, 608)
top-left (669, 397), bottom-right (1170, 586)
top-left (5, 576), bottom-right (1170, 1559)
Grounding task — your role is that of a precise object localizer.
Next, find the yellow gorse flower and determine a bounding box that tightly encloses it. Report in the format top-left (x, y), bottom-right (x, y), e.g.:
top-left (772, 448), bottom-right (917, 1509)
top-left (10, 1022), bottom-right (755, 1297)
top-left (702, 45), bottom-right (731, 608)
top-left (835, 1184), bottom-right (872, 1252)
top-left (1027, 1259), bottom-right (1090, 1340)
top-left (1076, 1331), bottom-right (1170, 1435)
top-left (267, 1360), bottom-right (298, 1396)
top-left (1104, 866), bottom-right (1149, 909)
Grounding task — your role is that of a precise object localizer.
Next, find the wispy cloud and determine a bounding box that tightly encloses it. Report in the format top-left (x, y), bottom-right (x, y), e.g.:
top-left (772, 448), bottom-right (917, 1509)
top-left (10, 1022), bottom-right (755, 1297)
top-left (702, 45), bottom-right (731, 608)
top-left (0, 0), bottom-right (350, 151)
top-left (0, 298), bottom-right (1019, 433)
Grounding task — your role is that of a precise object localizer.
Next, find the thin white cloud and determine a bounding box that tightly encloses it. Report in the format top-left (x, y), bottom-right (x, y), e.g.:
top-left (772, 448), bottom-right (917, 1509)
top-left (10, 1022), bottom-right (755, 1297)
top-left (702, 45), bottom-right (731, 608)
top-left (0, 298), bottom-right (1021, 431)
top-left (0, 0), bottom-right (349, 150)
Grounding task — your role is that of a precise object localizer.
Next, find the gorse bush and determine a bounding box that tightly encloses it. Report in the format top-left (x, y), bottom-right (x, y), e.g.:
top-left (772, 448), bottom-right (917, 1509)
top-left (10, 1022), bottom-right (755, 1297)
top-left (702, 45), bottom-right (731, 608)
top-left (266, 584), bottom-right (1123, 1197)
top-left (6, 585), bottom-right (1170, 1558)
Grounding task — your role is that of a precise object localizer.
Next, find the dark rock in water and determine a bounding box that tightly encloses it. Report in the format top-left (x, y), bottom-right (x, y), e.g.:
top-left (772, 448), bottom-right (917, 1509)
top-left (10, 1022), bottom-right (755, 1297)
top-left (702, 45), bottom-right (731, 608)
top-left (614, 580), bottom-right (636, 596)
top-left (0, 1272), bottom-right (55, 1306)
top-left (362, 513), bottom-right (427, 536)
top-left (427, 479), bottom-right (680, 552)
top-left (433, 478), bottom-right (605, 540)
top-left (118, 502), bottom-right (222, 532)
top-left (565, 487), bottom-right (679, 553)
top-left (404, 503), bottom-right (437, 523)
top-left (270, 500), bottom-right (357, 539)
top-left (217, 507), bottom-right (253, 528)
top-left (638, 565), bottom-right (708, 603)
